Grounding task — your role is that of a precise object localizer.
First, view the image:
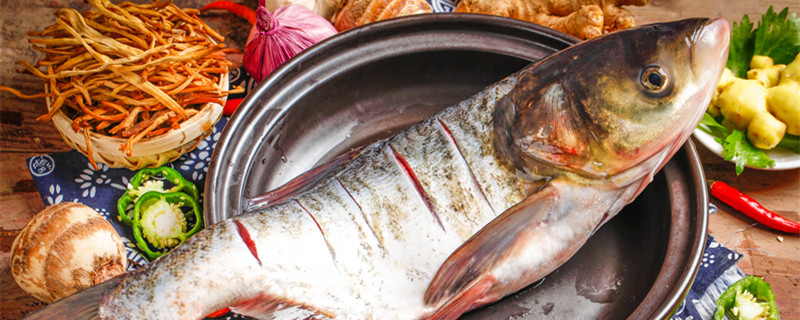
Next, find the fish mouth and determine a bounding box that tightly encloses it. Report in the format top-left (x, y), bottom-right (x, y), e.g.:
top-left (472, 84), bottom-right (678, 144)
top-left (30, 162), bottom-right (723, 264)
top-left (640, 18), bottom-right (729, 180)
top-left (673, 18), bottom-right (729, 145)
top-left (690, 18), bottom-right (730, 84)
top-left (685, 18), bottom-right (729, 131)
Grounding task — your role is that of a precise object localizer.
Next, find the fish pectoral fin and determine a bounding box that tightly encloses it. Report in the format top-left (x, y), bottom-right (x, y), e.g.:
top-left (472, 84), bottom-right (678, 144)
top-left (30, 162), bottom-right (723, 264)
top-left (424, 183), bottom-right (561, 311)
top-left (426, 275), bottom-right (496, 320)
top-left (229, 292), bottom-right (336, 319)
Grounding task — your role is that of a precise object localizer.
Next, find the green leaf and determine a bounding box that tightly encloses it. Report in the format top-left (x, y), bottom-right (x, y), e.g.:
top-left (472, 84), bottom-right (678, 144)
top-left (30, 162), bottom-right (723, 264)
top-left (711, 7), bottom-right (799, 175)
top-left (777, 134), bottom-right (800, 154)
top-left (754, 6), bottom-right (800, 65)
top-left (727, 14), bottom-right (756, 78)
top-left (721, 130), bottom-right (776, 175)
top-left (696, 114), bottom-right (777, 175)
top-left (699, 112), bottom-right (730, 138)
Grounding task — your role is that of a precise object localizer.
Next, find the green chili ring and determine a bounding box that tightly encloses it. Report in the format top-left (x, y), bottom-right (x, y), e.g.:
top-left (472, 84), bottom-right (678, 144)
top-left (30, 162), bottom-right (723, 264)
top-left (117, 166), bottom-right (200, 226)
top-left (714, 275), bottom-right (780, 320)
top-left (117, 192), bottom-right (137, 226)
top-left (132, 191), bottom-right (204, 260)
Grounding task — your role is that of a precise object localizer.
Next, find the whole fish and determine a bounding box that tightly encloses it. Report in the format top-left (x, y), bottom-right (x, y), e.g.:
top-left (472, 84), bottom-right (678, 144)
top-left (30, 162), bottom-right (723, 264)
top-left (26, 18), bottom-right (729, 320)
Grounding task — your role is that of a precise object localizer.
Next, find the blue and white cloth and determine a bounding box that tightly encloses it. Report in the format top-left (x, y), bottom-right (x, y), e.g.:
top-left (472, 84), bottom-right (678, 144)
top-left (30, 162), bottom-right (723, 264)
top-left (671, 234), bottom-right (745, 320)
top-left (26, 66), bottom-right (253, 270)
top-left (427, 0), bottom-right (458, 13)
top-left (27, 118), bottom-right (227, 270)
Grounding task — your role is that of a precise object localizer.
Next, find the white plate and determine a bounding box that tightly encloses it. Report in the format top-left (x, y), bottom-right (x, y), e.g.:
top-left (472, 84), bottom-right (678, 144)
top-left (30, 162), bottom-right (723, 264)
top-left (693, 125), bottom-right (800, 170)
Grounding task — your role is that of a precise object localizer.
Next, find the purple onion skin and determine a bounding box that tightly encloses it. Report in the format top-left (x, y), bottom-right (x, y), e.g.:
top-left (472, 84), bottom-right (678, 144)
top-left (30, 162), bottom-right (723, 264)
top-left (244, 3), bottom-right (338, 83)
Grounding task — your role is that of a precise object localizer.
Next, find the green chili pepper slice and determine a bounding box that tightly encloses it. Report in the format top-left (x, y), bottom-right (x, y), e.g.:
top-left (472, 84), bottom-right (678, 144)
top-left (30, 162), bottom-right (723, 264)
top-left (117, 166), bottom-right (199, 226)
top-left (132, 191), bottom-right (204, 260)
top-left (714, 275), bottom-right (781, 320)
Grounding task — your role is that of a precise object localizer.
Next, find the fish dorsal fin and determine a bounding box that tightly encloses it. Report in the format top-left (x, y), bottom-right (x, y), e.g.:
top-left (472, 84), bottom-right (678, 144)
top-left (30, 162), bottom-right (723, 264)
top-left (244, 148), bottom-right (363, 212)
top-left (21, 275), bottom-right (124, 320)
top-left (423, 180), bottom-right (562, 315)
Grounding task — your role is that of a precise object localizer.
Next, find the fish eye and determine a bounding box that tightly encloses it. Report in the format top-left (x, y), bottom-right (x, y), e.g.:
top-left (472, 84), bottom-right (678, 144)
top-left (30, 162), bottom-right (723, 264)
top-left (640, 65), bottom-right (668, 92)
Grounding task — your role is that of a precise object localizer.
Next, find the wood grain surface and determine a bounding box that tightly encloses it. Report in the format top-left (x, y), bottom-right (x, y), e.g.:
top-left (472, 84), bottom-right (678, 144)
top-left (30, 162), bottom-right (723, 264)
top-left (1, 0), bottom-right (798, 319)
top-left (633, 2), bottom-right (800, 319)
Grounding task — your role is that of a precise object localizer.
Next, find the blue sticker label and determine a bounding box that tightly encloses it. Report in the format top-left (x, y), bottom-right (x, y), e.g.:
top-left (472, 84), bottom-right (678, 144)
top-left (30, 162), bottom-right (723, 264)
top-left (29, 155), bottom-right (55, 177)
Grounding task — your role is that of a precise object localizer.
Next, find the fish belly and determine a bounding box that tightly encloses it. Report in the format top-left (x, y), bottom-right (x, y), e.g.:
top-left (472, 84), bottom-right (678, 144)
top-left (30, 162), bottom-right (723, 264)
top-left (236, 75), bottom-right (538, 318)
top-left (99, 221), bottom-right (268, 319)
top-left (101, 73), bottom-right (537, 320)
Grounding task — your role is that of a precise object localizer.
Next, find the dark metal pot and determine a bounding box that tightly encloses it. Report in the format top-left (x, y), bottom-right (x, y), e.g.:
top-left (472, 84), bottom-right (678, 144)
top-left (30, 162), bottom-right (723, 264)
top-left (206, 13), bottom-right (708, 319)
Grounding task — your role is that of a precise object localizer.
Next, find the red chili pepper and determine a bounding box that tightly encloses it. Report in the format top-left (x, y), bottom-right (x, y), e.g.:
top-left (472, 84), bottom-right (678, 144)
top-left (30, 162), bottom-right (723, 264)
top-left (223, 97), bottom-right (243, 116)
top-left (200, 1), bottom-right (257, 25)
top-left (709, 180), bottom-right (800, 233)
top-left (205, 307), bottom-right (231, 318)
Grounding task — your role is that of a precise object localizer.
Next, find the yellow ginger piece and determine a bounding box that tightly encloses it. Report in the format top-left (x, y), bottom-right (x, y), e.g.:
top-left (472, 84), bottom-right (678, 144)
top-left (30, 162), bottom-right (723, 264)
top-left (747, 112), bottom-right (787, 149)
top-left (745, 56), bottom-right (785, 88)
top-left (764, 52), bottom-right (800, 136)
top-left (767, 82), bottom-right (800, 135)
top-left (708, 68), bottom-right (737, 116)
top-left (779, 52), bottom-right (800, 85)
top-left (750, 55), bottom-right (774, 69)
top-left (748, 67), bottom-right (785, 87)
top-left (708, 54), bottom-right (800, 150)
top-left (717, 78), bottom-right (768, 129)
top-left (747, 63), bottom-right (786, 88)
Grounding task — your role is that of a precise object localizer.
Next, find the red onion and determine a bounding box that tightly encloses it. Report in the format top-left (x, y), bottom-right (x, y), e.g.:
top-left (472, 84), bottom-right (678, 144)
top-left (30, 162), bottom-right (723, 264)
top-left (244, 2), bottom-right (337, 82)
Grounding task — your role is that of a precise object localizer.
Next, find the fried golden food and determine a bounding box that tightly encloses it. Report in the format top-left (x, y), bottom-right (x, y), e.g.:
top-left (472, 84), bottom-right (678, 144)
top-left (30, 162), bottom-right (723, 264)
top-left (1, 0), bottom-right (243, 167)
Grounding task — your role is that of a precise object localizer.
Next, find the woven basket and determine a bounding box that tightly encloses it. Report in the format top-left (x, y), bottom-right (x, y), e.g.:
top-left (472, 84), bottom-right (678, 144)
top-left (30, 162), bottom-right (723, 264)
top-left (46, 75), bottom-right (227, 170)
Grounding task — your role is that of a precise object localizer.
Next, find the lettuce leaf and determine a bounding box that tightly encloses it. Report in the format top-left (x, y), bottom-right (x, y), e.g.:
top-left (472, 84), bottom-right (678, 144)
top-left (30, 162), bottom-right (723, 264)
top-left (777, 134), bottom-right (800, 153)
top-left (726, 6), bottom-right (800, 78)
top-left (721, 130), bottom-right (775, 175)
top-left (727, 14), bottom-right (756, 78)
top-left (700, 112), bottom-right (730, 137)
top-left (700, 113), bottom-right (775, 175)
top-left (754, 6), bottom-right (800, 65)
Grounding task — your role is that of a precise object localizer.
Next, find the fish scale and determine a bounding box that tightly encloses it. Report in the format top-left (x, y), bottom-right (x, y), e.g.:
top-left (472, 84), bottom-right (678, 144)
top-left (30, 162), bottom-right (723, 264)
top-left (289, 178), bottom-right (387, 315)
top-left (24, 18), bottom-right (729, 320)
top-left (175, 75), bottom-right (536, 319)
top-left (388, 116), bottom-right (496, 240)
top-left (327, 142), bottom-right (471, 317)
top-left (231, 202), bottom-right (344, 317)
top-left (436, 77), bottom-right (535, 212)
top-left (244, 74), bottom-right (547, 318)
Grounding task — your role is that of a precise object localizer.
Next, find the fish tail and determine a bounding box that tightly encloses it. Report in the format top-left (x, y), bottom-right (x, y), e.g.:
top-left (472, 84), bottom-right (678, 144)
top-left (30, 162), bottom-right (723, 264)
top-left (22, 276), bottom-right (122, 320)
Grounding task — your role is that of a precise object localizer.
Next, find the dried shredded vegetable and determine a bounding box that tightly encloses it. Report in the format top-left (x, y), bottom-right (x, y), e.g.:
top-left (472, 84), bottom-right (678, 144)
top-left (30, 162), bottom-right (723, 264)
top-left (0, 0), bottom-right (243, 168)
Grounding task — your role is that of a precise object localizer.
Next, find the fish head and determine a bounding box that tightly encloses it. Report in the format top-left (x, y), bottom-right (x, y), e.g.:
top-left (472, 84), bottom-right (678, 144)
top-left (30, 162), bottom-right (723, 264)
top-left (503, 18), bottom-right (729, 183)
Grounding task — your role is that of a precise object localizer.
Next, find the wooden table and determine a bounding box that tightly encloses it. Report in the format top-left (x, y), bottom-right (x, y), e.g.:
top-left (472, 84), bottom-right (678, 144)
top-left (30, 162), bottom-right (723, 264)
top-left (1, 0), bottom-right (798, 319)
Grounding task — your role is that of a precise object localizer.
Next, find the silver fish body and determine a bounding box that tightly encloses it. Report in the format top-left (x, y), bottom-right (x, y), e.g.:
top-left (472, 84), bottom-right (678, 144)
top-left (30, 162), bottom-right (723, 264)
top-left (25, 18), bottom-right (730, 320)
